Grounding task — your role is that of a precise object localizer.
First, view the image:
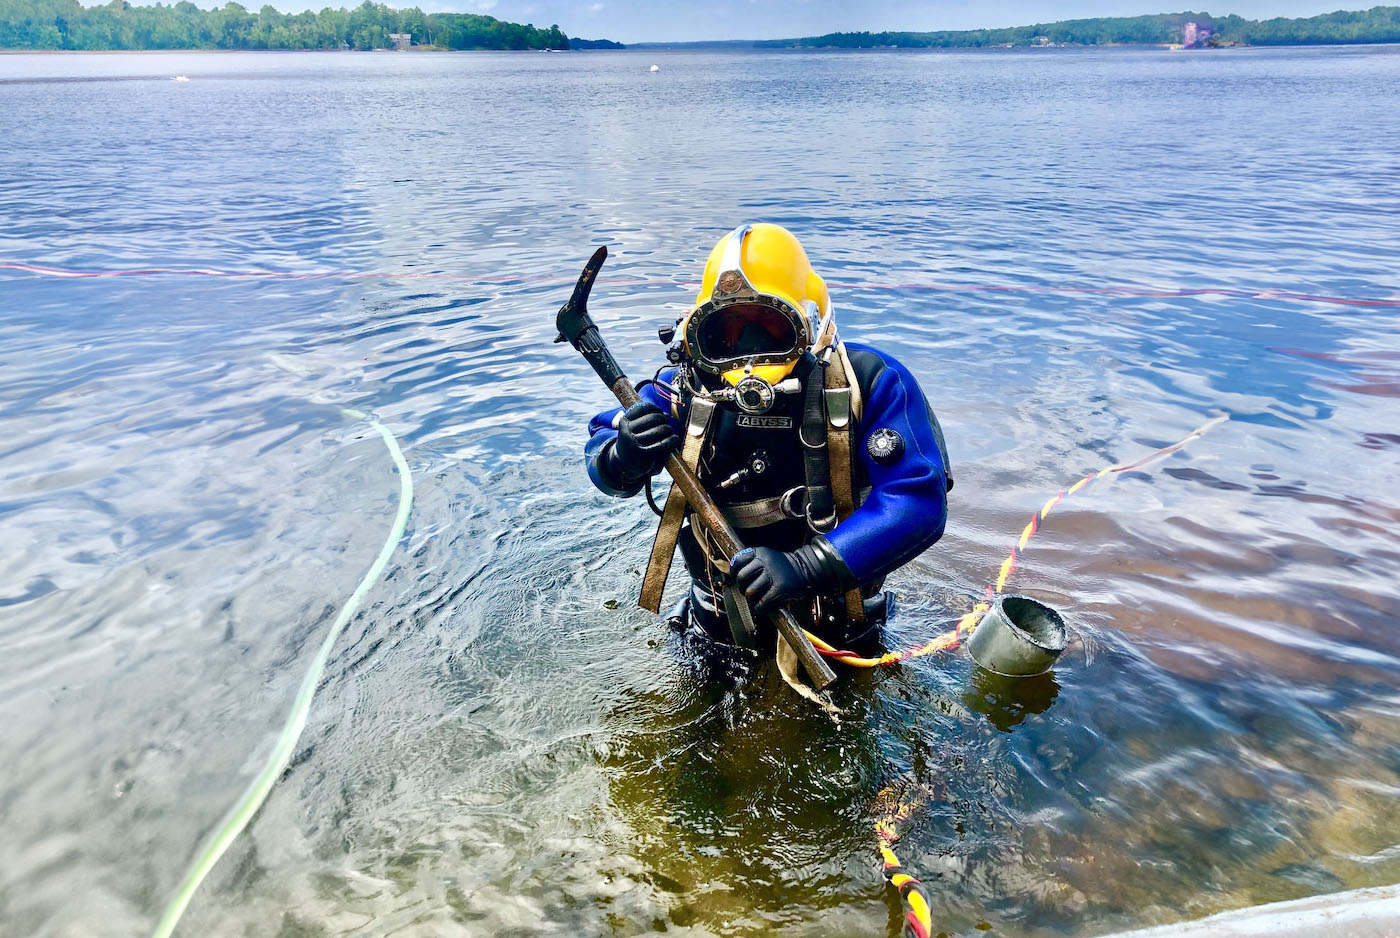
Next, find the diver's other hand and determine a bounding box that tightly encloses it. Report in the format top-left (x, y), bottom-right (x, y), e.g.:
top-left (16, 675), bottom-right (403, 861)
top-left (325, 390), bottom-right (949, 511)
top-left (606, 402), bottom-right (679, 485)
top-left (730, 539), bottom-right (859, 616)
top-left (731, 547), bottom-right (807, 616)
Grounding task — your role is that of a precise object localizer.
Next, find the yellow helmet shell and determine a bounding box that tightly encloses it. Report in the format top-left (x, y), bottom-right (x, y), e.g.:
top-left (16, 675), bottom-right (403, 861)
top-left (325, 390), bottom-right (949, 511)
top-left (719, 362), bottom-right (795, 386)
top-left (681, 224), bottom-right (836, 386)
top-left (694, 223), bottom-right (829, 318)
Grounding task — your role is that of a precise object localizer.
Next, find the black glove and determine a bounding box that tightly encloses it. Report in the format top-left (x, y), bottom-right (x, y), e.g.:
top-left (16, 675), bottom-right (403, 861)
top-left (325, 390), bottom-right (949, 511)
top-left (730, 537), bottom-right (857, 617)
top-left (602, 402), bottom-right (679, 487)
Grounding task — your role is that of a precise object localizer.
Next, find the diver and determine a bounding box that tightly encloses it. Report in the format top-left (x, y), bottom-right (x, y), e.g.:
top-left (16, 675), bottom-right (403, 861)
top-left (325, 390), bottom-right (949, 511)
top-left (584, 223), bottom-right (952, 656)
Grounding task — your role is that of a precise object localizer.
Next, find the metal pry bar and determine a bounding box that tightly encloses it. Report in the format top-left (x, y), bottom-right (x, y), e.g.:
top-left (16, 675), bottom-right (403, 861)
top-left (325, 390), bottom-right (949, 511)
top-left (554, 247), bottom-right (837, 690)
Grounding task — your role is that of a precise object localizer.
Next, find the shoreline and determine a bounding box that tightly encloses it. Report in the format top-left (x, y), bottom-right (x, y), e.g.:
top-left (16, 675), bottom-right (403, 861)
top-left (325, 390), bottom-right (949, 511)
top-left (8, 42), bottom-right (1400, 55)
top-left (0, 47), bottom-right (555, 54)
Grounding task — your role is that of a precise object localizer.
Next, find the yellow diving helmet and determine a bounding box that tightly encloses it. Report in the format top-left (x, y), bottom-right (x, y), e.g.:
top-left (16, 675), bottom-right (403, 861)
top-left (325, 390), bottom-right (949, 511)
top-left (681, 224), bottom-right (836, 392)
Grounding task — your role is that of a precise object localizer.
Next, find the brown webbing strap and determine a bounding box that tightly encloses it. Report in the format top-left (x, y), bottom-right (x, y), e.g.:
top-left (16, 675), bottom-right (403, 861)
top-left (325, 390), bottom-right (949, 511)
top-left (638, 397), bottom-right (715, 612)
top-left (838, 341), bottom-right (864, 424)
top-left (824, 343), bottom-right (865, 623)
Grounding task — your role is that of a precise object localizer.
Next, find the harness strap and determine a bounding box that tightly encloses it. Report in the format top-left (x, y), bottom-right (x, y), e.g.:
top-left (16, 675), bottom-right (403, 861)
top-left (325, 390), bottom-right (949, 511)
top-left (825, 345), bottom-right (857, 519)
top-left (837, 341), bottom-right (864, 424)
top-left (723, 485), bottom-right (873, 529)
top-left (725, 488), bottom-right (803, 529)
top-left (825, 344), bottom-right (866, 623)
top-left (800, 354), bottom-right (836, 531)
top-left (638, 397), bottom-right (716, 613)
top-left (639, 343), bottom-right (870, 623)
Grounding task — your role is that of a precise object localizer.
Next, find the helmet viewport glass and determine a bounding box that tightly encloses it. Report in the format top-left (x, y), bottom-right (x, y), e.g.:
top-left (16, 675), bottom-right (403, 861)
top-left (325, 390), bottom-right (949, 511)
top-left (695, 303), bottom-right (798, 363)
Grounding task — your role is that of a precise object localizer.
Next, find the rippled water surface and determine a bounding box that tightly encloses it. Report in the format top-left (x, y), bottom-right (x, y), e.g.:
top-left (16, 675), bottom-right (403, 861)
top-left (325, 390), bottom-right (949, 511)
top-left (3, 46), bottom-right (1400, 938)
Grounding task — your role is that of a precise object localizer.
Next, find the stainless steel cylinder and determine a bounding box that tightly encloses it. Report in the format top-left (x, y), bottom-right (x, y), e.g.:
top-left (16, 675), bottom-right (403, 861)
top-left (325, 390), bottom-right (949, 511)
top-left (966, 594), bottom-right (1067, 677)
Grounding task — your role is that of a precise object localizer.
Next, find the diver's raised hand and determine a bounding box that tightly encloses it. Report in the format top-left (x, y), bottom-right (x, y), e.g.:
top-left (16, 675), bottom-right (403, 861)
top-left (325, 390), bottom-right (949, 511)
top-left (605, 402), bottom-right (679, 485)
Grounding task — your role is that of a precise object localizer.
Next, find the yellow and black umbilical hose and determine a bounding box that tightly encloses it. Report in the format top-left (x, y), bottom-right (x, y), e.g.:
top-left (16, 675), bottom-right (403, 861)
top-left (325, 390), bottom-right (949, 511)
top-left (812, 415), bottom-right (1228, 937)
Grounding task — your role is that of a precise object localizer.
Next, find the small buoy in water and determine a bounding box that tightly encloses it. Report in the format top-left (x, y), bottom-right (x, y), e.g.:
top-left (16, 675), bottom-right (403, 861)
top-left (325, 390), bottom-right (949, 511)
top-left (649, 64), bottom-right (659, 72)
top-left (172, 75), bottom-right (190, 82)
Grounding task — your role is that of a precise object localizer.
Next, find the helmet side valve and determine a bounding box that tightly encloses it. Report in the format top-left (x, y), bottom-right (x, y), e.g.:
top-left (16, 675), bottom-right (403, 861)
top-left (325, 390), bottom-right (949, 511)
top-left (555, 247), bottom-right (837, 691)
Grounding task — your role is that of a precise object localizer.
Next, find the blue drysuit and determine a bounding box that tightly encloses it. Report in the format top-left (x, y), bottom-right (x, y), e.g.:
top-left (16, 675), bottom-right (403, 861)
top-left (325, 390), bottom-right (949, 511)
top-left (586, 343), bottom-right (949, 641)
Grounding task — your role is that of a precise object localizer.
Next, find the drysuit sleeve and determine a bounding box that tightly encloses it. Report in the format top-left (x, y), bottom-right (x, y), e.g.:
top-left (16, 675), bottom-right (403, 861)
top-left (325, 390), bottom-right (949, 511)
top-left (825, 350), bottom-right (948, 585)
top-left (585, 369), bottom-right (681, 497)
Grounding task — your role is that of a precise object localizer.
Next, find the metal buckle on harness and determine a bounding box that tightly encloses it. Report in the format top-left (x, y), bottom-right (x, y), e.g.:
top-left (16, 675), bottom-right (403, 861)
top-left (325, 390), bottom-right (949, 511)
top-left (804, 500), bottom-right (837, 533)
top-left (778, 486), bottom-right (806, 520)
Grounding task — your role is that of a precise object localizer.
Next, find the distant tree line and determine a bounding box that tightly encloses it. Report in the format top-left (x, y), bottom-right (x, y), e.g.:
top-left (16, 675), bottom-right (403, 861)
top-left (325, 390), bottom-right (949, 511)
top-left (569, 37), bottom-right (624, 49)
top-left (0, 0), bottom-right (570, 51)
top-left (764, 6), bottom-right (1400, 48)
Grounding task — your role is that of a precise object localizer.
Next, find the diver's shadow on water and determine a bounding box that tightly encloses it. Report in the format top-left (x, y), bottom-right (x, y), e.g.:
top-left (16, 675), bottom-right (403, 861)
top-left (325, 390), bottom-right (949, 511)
top-left (962, 668), bottom-right (1060, 733)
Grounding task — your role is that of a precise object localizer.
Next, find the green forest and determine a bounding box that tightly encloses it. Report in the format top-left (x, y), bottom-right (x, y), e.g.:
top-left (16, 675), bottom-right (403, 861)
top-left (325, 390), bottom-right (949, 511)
top-left (0, 0), bottom-right (570, 51)
top-left (771, 6), bottom-right (1400, 48)
top-left (6, 2), bottom-right (1400, 51)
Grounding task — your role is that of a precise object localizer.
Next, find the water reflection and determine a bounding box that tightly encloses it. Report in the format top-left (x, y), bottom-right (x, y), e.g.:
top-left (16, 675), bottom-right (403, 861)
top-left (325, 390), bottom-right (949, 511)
top-left (964, 670), bottom-right (1062, 734)
top-left (600, 656), bottom-right (887, 935)
top-left (1, 45), bottom-right (1399, 938)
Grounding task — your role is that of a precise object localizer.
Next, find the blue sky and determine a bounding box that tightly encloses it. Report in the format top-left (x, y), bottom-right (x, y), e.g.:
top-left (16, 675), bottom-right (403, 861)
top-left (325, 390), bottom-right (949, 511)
top-left (393, 1), bottom-right (1362, 43)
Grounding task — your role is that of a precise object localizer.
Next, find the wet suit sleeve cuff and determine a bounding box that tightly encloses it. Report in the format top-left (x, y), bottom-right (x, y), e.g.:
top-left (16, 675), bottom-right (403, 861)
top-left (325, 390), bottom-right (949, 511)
top-left (792, 535), bottom-right (859, 594)
top-left (587, 437), bottom-right (644, 497)
top-left (599, 437), bottom-right (654, 488)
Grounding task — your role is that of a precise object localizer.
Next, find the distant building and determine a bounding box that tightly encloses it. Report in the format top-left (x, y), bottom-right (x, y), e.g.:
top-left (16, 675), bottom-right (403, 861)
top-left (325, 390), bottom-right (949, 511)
top-left (388, 33), bottom-right (411, 51)
top-left (1183, 22), bottom-right (1197, 47)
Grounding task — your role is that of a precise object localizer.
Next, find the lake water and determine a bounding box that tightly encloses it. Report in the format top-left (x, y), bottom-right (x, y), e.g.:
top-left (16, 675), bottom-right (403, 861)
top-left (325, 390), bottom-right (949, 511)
top-left (2, 45), bottom-right (1399, 938)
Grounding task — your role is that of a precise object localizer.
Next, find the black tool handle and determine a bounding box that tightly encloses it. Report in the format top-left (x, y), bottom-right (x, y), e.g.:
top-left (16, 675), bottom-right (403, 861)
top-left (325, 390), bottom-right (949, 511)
top-left (554, 246), bottom-right (625, 387)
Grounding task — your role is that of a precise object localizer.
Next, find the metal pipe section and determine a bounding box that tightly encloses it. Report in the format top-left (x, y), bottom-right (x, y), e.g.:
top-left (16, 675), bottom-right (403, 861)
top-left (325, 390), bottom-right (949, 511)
top-left (1087, 883), bottom-right (1400, 938)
